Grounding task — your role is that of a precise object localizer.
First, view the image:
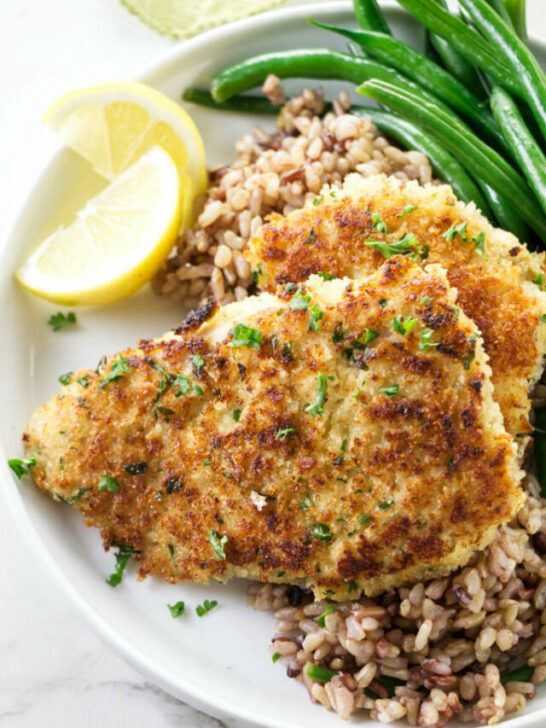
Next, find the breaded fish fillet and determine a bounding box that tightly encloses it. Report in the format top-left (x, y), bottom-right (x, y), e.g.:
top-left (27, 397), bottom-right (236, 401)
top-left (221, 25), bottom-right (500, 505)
top-left (247, 174), bottom-right (546, 444)
top-left (24, 257), bottom-right (524, 600)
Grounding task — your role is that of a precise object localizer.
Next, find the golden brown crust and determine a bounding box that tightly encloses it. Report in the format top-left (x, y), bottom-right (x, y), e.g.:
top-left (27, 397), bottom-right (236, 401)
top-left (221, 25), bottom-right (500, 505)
top-left (247, 175), bottom-right (546, 441)
top-left (24, 257), bottom-right (523, 600)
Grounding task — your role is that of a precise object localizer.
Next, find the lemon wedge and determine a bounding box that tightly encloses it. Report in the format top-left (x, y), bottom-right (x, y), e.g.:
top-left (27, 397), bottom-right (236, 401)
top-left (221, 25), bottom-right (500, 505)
top-left (43, 81), bottom-right (207, 200)
top-left (16, 146), bottom-right (182, 305)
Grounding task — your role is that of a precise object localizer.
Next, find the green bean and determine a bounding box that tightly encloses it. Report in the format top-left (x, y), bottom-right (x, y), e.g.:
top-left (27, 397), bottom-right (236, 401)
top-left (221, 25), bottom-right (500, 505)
top-left (490, 86), bottom-right (546, 217)
top-left (308, 21), bottom-right (507, 154)
top-left (428, 0), bottom-right (487, 99)
top-left (353, 0), bottom-right (391, 34)
top-left (182, 87), bottom-right (280, 114)
top-left (358, 79), bottom-right (546, 238)
top-left (352, 107), bottom-right (492, 214)
top-left (535, 407), bottom-right (546, 497)
top-left (424, 30), bottom-right (442, 63)
top-left (485, 0), bottom-right (513, 25)
top-left (477, 182), bottom-right (531, 241)
top-left (505, 0), bottom-right (528, 43)
top-left (429, 34), bottom-right (487, 99)
top-left (211, 48), bottom-right (431, 103)
top-left (395, 0), bottom-right (523, 95)
top-left (459, 0), bottom-right (546, 143)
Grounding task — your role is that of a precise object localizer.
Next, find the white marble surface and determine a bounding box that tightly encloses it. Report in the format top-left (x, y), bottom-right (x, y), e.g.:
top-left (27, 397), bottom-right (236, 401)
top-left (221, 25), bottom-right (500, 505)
top-left (2, 1), bottom-right (546, 727)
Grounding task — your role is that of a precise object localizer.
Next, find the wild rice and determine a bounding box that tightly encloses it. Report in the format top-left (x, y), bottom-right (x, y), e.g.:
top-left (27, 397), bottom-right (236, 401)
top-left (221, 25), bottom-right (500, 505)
top-left (152, 82), bottom-right (432, 305)
top-left (248, 474), bottom-right (546, 725)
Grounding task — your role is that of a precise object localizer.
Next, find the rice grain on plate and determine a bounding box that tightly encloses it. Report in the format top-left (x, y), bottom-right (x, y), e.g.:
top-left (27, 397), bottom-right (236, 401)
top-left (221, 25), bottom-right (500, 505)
top-left (248, 474), bottom-right (546, 724)
top-left (152, 84), bottom-right (432, 305)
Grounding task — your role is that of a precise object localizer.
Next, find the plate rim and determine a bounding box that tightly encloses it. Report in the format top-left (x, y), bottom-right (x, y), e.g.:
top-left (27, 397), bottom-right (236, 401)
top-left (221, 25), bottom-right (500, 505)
top-left (2, 2), bottom-right (546, 726)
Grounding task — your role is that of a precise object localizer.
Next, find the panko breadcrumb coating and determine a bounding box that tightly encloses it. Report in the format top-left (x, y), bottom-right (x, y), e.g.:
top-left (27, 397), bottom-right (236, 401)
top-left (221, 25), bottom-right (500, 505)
top-left (247, 174), bottom-right (546, 447)
top-left (24, 257), bottom-right (523, 600)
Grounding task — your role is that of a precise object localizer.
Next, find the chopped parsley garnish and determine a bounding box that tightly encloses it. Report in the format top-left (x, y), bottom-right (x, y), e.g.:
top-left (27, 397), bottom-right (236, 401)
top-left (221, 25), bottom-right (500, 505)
top-left (232, 409), bottom-right (242, 422)
top-left (358, 514), bottom-right (372, 526)
top-left (311, 522), bottom-right (333, 543)
top-left (392, 316), bottom-right (417, 335)
top-left (541, 314), bottom-right (546, 323)
top-left (8, 457), bottom-right (36, 479)
top-left (174, 374), bottom-right (191, 396)
top-left (98, 475), bottom-right (120, 493)
top-left (168, 601), bottom-right (185, 618)
top-left (303, 226), bottom-right (316, 244)
top-left (57, 487), bottom-right (90, 505)
top-left (371, 212), bottom-right (387, 233)
top-left (289, 286), bottom-right (311, 310)
top-left (379, 384), bottom-right (399, 397)
top-left (156, 406), bottom-right (175, 420)
top-left (58, 371), bottom-right (72, 386)
top-left (309, 304), bottom-right (324, 332)
top-left (534, 273), bottom-right (544, 289)
top-left (462, 332), bottom-right (479, 370)
top-left (203, 460), bottom-right (212, 466)
top-left (500, 663), bottom-right (534, 685)
top-left (379, 298), bottom-right (388, 308)
top-left (300, 497), bottom-right (311, 510)
top-left (471, 231), bottom-right (487, 259)
top-left (146, 358), bottom-right (173, 380)
top-left (373, 676), bottom-right (406, 697)
top-left (285, 282), bottom-right (296, 292)
top-left (305, 662), bottom-right (336, 683)
top-left (341, 438), bottom-right (348, 451)
top-left (400, 205), bottom-right (418, 218)
top-left (276, 427), bottom-right (295, 440)
top-left (272, 652), bottom-right (281, 663)
top-left (229, 323), bottom-right (263, 349)
top-left (193, 383), bottom-right (204, 396)
top-left (196, 599), bottom-right (218, 617)
top-left (317, 603), bottom-right (337, 627)
top-left (379, 500), bottom-right (394, 510)
top-left (48, 311), bottom-right (76, 332)
top-left (106, 545), bottom-right (138, 587)
top-left (332, 323), bottom-right (344, 344)
top-left (76, 375), bottom-right (89, 388)
top-left (420, 296), bottom-right (433, 304)
top-left (347, 580), bottom-right (358, 592)
top-left (281, 342), bottom-right (294, 361)
top-left (252, 264), bottom-right (262, 283)
top-left (317, 271), bottom-right (335, 281)
top-left (304, 373), bottom-right (328, 417)
top-left (100, 355), bottom-right (130, 388)
top-left (152, 375), bottom-right (169, 417)
top-left (313, 196), bottom-right (323, 207)
top-left (192, 354), bottom-right (205, 372)
top-left (208, 529), bottom-right (228, 560)
top-left (361, 328), bottom-right (377, 345)
top-left (165, 476), bottom-right (183, 494)
top-left (365, 234), bottom-right (420, 259)
top-left (442, 221), bottom-right (467, 242)
top-left (419, 328), bottom-right (439, 351)
top-left (124, 461), bottom-right (147, 475)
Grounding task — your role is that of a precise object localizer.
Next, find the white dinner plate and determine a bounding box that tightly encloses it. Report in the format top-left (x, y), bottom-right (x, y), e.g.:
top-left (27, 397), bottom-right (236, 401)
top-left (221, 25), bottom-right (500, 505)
top-left (2, 3), bottom-right (546, 726)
